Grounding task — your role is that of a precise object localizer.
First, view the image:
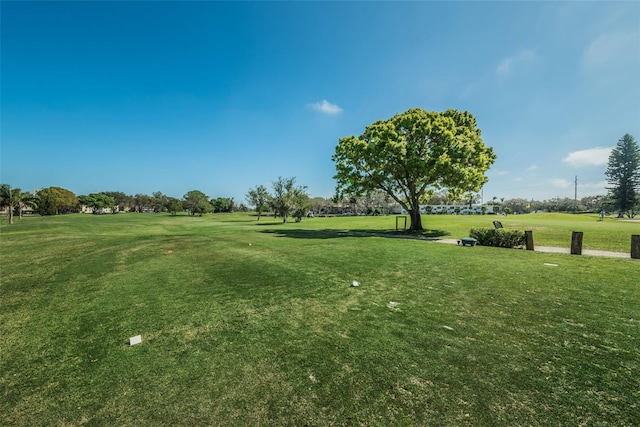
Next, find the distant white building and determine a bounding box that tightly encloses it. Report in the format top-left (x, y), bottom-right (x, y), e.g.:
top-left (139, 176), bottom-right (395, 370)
top-left (399, 204), bottom-right (495, 215)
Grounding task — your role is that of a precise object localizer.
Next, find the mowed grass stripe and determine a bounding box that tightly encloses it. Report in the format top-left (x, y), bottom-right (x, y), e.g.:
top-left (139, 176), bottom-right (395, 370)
top-left (1, 213), bottom-right (638, 426)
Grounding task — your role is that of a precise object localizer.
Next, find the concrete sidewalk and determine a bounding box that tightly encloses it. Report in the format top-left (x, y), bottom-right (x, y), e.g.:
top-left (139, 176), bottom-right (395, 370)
top-left (432, 238), bottom-right (631, 259)
top-left (334, 231), bottom-right (634, 259)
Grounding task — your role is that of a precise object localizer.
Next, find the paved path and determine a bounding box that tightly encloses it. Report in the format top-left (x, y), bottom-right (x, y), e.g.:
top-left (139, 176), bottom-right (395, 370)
top-left (335, 230), bottom-right (633, 259)
top-left (432, 238), bottom-right (630, 258)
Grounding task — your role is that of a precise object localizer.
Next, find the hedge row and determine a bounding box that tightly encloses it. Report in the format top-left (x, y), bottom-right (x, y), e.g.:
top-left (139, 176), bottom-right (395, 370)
top-left (469, 228), bottom-right (526, 248)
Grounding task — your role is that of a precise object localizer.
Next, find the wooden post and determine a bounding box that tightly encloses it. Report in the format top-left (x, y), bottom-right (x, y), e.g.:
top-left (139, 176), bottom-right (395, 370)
top-left (571, 231), bottom-right (583, 255)
top-left (632, 235), bottom-right (640, 259)
top-left (525, 230), bottom-right (534, 251)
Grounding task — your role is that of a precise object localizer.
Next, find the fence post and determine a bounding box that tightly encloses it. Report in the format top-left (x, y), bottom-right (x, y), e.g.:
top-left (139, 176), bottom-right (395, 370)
top-left (632, 235), bottom-right (640, 259)
top-left (525, 230), bottom-right (534, 251)
top-left (571, 231), bottom-right (583, 255)
top-left (395, 216), bottom-right (407, 232)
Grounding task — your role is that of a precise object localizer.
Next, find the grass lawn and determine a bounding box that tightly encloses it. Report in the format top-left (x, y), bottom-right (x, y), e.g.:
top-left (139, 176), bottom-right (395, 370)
top-left (281, 212), bottom-right (638, 253)
top-left (1, 213), bottom-right (639, 426)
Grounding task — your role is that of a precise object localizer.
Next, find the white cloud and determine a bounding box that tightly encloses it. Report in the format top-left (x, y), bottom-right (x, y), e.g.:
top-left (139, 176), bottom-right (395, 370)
top-left (563, 147), bottom-right (612, 166)
top-left (526, 164), bottom-right (538, 172)
top-left (550, 178), bottom-right (571, 188)
top-left (580, 180), bottom-right (608, 194)
top-left (512, 177), bottom-right (523, 182)
top-left (496, 49), bottom-right (537, 76)
top-left (581, 29), bottom-right (640, 88)
top-left (583, 30), bottom-right (639, 69)
top-left (309, 100), bottom-right (343, 115)
top-left (492, 170), bottom-right (509, 176)
top-left (496, 58), bottom-right (513, 75)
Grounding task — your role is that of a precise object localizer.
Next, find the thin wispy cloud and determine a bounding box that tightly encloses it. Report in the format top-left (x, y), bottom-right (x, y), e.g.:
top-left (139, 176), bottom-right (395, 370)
top-left (583, 30), bottom-right (639, 69)
top-left (581, 29), bottom-right (640, 88)
top-left (526, 164), bottom-right (538, 172)
top-left (550, 178), bottom-right (571, 188)
top-left (580, 180), bottom-right (608, 193)
top-left (309, 100), bottom-right (343, 115)
top-left (496, 49), bottom-right (537, 76)
top-left (563, 147), bottom-right (612, 166)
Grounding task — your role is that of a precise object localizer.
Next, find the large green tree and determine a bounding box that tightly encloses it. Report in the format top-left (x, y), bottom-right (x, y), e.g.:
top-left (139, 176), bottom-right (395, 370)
top-left (605, 134), bottom-right (640, 218)
top-left (166, 197), bottom-right (184, 216)
top-left (211, 197), bottom-right (234, 213)
top-left (183, 190), bottom-right (211, 216)
top-left (333, 108), bottom-right (496, 231)
top-left (152, 191), bottom-right (168, 213)
top-left (245, 185), bottom-right (270, 220)
top-left (36, 187), bottom-right (78, 215)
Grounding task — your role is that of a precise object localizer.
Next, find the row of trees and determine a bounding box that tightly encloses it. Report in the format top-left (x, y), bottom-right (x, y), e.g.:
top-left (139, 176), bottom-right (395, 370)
top-left (0, 185), bottom-right (242, 223)
top-left (3, 111), bottom-right (637, 227)
top-left (0, 177), bottom-right (311, 224)
top-left (245, 177), bottom-right (310, 223)
top-left (3, 180), bottom-right (633, 226)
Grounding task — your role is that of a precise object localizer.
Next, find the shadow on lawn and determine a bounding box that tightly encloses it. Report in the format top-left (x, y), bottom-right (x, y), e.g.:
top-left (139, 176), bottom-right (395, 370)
top-left (260, 228), bottom-right (450, 240)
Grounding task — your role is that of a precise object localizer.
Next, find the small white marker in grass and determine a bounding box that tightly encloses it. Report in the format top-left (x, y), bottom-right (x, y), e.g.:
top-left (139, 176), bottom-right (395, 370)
top-left (351, 280), bottom-right (359, 287)
top-left (129, 335), bottom-right (142, 346)
top-left (544, 263), bottom-right (558, 267)
top-left (443, 325), bottom-right (454, 331)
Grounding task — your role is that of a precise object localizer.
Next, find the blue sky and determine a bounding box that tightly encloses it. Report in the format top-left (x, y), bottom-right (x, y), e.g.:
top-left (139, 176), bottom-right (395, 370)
top-left (2, 1), bottom-right (639, 204)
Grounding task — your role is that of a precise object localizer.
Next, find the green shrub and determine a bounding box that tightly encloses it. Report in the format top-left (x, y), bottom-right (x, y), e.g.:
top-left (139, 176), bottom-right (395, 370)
top-left (469, 227), bottom-right (526, 248)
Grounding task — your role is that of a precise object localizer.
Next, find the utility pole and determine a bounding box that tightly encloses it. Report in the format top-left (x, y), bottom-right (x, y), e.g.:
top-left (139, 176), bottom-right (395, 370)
top-left (574, 175), bottom-right (578, 213)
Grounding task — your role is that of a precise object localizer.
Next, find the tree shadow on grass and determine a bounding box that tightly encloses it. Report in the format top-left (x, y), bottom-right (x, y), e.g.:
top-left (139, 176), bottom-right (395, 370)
top-left (260, 228), bottom-right (450, 240)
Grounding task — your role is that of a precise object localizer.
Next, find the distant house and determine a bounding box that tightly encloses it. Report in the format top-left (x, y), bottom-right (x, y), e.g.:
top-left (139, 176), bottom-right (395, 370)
top-left (80, 205), bottom-right (113, 214)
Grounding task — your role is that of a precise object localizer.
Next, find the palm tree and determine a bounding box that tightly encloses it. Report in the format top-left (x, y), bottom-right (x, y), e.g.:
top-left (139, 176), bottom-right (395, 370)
top-left (0, 185), bottom-right (37, 224)
top-left (0, 184), bottom-right (17, 224)
top-left (16, 191), bottom-right (38, 220)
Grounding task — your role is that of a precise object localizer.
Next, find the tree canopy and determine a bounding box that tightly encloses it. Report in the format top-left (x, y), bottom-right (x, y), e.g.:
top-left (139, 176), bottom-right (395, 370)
top-left (211, 197), bottom-right (234, 213)
top-left (269, 177), bottom-right (310, 223)
top-left (245, 185), bottom-right (270, 220)
top-left (36, 187), bottom-right (78, 215)
top-left (333, 108), bottom-right (496, 231)
top-left (166, 197), bottom-right (184, 216)
top-left (605, 134), bottom-right (640, 218)
top-left (78, 193), bottom-right (115, 212)
top-left (0, 184), bottom-right (25, 224)
top-left (183, 190), bottom-right (211, 216)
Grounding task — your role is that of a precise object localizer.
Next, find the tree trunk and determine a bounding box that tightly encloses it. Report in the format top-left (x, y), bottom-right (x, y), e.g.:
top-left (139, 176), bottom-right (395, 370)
top-left (409, 209), bottom-right (423, 232)
top-left (9, 208), bottom-right (14, 224)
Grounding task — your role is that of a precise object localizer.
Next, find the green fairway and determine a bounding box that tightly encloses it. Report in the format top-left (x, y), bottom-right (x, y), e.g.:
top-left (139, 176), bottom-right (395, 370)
top-left (1, 213), bottom-right (639, 426)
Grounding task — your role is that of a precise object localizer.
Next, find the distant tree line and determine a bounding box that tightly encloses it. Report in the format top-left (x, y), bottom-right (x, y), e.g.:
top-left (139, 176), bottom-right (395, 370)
top-left (2, 181), bottom-right (636, 226)
top-left (0, 185), bottom-right (245, 222)
top-left (3, 134), bottom-right (638, 223)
